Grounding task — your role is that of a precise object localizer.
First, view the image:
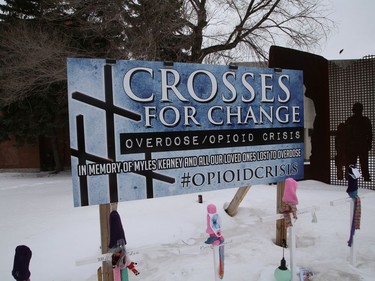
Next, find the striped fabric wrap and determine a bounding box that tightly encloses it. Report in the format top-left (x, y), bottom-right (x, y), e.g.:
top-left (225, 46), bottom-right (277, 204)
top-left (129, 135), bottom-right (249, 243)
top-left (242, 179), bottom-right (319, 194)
top-left (278, 203), bottom-right (298, 228)
top-left (348, 196), bottom-right (361, 247)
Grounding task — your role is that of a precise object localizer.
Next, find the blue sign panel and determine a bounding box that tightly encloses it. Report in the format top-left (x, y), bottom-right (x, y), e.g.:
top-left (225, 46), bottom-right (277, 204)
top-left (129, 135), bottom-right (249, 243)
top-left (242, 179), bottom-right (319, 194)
top-left (67, 58), bottom-right (304, 207)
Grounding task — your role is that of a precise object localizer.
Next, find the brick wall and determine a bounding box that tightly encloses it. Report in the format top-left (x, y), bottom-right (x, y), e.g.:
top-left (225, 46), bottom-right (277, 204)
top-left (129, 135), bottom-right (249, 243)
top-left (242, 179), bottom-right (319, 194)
top-left (0, 138), bottom-right (40, 170)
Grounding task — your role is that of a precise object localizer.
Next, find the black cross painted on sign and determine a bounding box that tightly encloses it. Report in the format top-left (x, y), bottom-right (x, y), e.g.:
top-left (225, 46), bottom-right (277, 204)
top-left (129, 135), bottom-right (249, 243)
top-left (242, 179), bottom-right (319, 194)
top-left (71, 59), bottom-right (174, 206)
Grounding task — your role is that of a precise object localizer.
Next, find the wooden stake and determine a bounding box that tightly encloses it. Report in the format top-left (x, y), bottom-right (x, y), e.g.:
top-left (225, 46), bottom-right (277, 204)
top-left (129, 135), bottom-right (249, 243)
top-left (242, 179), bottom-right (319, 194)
top-left (99, 203), bottom-right (118, 281)
top-left (276, 181), bottom-right (287, 246)
top-left (225, 186), bottom-right (251, 217)
top-left (97, 267), bottom-right (102, 281)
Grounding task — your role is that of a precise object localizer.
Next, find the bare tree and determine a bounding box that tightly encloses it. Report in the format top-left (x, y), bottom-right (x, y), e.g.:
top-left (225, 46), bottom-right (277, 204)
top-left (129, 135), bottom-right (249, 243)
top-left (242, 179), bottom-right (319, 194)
top-left (0, 21), bottom-right (75, 171)
top-left (181, 0), bottom-right (334, 63)
top-left (0, 22), bottom-right (72, 104)
top-left (117, 0), bottom-right (334, 63)
top-left (119, 0), bottom-right (192, 61)
top-left (0, 0), bottom-right (128, 105)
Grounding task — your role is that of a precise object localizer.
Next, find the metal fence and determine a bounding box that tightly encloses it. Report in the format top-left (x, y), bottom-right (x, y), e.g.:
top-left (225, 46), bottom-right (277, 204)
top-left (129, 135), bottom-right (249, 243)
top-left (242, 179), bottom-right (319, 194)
top-left (329, 55), bottom-right (375, 189)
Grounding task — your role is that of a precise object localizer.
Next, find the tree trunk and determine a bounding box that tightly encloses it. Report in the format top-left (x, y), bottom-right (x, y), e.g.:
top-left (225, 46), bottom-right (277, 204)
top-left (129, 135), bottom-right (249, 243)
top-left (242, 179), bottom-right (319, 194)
top-left (51, 132), bottom-right (63, 172)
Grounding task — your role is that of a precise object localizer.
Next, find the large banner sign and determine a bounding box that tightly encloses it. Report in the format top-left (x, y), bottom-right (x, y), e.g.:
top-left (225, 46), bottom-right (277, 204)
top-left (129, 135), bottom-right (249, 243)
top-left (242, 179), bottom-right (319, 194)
top-left (67, 58), bottom-right (304, 207)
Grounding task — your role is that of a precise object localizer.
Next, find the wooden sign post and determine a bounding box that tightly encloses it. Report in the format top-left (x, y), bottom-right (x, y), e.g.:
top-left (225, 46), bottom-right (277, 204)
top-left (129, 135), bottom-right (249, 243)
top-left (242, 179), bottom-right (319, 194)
top-left (260, 205), bottom-right (320, 281)
top-left (225, 181), bottom-right (297, 249)
top-left (225, 186), bottom-right (251, 217)
top-left (276, 181), bottom-right (287, 246)
top-left (99, 203), bottom-right (118, 281)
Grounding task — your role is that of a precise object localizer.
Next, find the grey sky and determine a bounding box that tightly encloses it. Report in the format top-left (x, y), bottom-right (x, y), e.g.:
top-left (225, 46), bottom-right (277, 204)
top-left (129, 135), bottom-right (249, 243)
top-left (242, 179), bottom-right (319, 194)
top-left (316, 0), bottom-right (375, 60)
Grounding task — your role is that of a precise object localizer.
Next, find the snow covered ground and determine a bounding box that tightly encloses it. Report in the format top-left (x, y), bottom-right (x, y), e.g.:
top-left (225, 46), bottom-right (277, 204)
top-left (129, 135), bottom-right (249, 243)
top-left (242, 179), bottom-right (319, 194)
top-left (1, 171), bottom-right (375, 281)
